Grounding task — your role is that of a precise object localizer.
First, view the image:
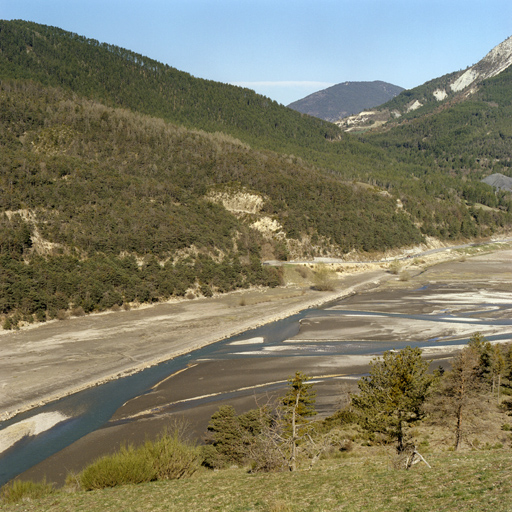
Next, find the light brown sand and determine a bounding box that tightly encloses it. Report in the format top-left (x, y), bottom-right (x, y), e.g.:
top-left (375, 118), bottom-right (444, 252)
top-left (0, 270), bottom-right (387, 421)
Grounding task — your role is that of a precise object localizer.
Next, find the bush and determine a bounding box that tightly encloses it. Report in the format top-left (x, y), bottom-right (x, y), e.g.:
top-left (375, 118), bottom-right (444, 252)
top-left (56, 309), bottom-right (69, 320)
top-left (78, 429), bottom-right (201, 490)
top-left (144, 429), bottom-right (202, 480)
top-left (0, 479), bottom-right (54, 504)
top-left (388, 259), bottom-right (401, 275)
top-left (78, 444), bottom-right (155, 490)
top-left (203, 405), bottom-right (275, 470)
top-left (2, 316), bottom-right (13, 330)
top-left (399, 270), bottom-right (410, 281)
top-left (312, 264), bottom-right (336, 291)
top-left (322, 407), bottom-right (358, 430)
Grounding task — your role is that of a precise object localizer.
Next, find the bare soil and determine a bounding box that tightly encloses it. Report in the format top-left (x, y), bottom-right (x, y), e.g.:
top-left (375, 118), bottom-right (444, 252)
top-left (0, 268), bottom-right (388, 421)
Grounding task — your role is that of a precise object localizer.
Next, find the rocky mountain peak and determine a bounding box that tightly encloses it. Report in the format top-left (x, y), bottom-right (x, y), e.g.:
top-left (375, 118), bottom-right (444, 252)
top-left (337, 34), bottom-right (512, 132)
top-left (450, 35), bottom-right (512, 93)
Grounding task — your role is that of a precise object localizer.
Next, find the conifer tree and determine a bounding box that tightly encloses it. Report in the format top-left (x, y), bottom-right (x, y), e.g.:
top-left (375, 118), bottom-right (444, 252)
top-left (281, 371), bottom-right (317, 421)
top-left (352, 347), bottom-right (432, 452)
top-left (426, 344), bottom-right (486, 450)
top-left (280, 371), bottom-right (317, 471)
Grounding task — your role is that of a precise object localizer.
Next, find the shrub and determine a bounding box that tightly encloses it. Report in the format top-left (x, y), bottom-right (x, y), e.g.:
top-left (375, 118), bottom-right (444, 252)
top-left (200, 284), bottom-right (213, 297)
top-left (2, 316), bottom-right (13, 330)
top-left (388, 259), bottom-right (401, 275)
top-left (312, 263), bottom-right (335, 291)
top-left (399, 270), bottom-right (410, 281)
top-left (144, 429), bottom-right (202, 480)
top-left (77, 429), bottom-right (201, 490)
top-left (56, 309), bottom-right (69, 320)
top-left (0, 479), bottom-right (54, 504)
top-left (322, 407), bottom-right (358, 430)
top-left (78, 444), bottom-right (155, 490)
top-left (35, 309), bottom-right (46, 322)
top-left (203, 405), bottom-right (273, 470)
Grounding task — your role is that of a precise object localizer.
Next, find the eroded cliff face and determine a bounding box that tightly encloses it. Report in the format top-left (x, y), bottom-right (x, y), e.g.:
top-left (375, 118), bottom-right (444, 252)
top-left (450, 35), bottom-right (512, 92)
top-left (337, 35), bottom-right (512, 132)
top-left (205, 189), bottom-right (339, 261)
top-left (206, 190), bottom-right (265, 215)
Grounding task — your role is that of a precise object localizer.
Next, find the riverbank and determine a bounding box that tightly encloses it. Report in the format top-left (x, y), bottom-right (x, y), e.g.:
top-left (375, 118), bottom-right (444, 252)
top-left (0, 267), bottom-right (388, 423)
top-left (6, 242), bottom-right (512, 486)
top-left (1, 239), bottom-right (510, 423)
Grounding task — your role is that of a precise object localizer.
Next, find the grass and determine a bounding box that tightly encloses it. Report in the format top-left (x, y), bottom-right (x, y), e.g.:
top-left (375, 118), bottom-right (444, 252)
top-left (0, 479), bottom-right (55, 505)
top-left (3, 449), bottom-right (511, 511)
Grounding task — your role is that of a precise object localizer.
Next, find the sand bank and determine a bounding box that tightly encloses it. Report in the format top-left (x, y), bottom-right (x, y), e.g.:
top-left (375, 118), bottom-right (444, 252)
top-left (0, 412), bottom-right (68, 454)
top-left (0, 270), bottom-right (388, 421)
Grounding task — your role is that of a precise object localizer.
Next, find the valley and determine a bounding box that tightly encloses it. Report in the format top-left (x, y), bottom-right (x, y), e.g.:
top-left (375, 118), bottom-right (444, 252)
top-left (1, 241), bottom-right (511, 486)
top-left (1, 19), bottom-right (512, 505)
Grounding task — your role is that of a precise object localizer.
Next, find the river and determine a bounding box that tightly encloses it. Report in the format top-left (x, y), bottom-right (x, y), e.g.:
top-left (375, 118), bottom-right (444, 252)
top-left (1, 248), bottom-right (512, 486)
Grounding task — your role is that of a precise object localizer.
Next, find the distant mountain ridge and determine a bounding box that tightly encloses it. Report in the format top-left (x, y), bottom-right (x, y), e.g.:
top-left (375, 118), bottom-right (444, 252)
top-left (287, 81), bottom-right (404, 122)
top-left (338, 35), bottom-right (512, 132)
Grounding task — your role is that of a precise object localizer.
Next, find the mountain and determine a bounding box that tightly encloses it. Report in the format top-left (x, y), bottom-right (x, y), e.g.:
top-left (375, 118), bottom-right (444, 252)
top-left (287, 81), bottom-right (404, 122)
top-left (0, 20), bottom-right (425, 327)
top-left (482, 173), bottom-right (512, 192)
top-left (338, 35), bottom-right (512, 132)
top-left (0, 20), bottom-right (343, 153)
top-left (0, 20), bottom-right (511, 328)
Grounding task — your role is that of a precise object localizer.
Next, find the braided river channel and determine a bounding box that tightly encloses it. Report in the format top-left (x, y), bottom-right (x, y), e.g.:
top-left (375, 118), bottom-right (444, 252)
top-left (1, 249), bottom-right (512, 486)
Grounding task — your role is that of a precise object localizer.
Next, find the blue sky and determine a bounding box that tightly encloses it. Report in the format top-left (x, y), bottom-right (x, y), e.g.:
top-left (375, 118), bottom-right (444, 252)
top-left (2, 0), bottom-right (511, 105)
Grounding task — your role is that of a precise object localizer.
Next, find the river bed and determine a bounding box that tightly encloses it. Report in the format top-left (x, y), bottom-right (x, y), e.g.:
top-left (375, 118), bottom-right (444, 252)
top-left (1, 249), bottom-right (512, 486)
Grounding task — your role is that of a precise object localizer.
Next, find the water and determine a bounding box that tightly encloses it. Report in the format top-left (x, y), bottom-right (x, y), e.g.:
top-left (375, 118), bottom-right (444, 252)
top-left (0, 310), bottom-right (306, 485)
top-left (1, 300), bottom-right (511, 485)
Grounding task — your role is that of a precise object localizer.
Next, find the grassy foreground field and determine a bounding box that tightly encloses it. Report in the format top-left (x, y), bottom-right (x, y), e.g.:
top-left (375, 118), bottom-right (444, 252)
top-left (3, 449), bottom-right (511, 511)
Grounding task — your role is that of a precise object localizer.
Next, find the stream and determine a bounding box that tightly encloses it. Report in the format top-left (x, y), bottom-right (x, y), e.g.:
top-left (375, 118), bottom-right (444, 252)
top-left (1, 292), bottom-right (512, 486)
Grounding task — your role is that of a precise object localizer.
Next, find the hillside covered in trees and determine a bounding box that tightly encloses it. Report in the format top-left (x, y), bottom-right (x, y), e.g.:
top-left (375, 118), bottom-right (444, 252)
top-left (0, 20), bottom-right (511, 326)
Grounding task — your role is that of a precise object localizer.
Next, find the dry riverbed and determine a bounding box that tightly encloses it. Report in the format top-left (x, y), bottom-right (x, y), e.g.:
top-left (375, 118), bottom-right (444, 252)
top-left (0, 266), bottom-right (388, 421)
top-left (1, 242), bottom-right (510, 423)
top-left (2, 242), bottom-right (512, 485)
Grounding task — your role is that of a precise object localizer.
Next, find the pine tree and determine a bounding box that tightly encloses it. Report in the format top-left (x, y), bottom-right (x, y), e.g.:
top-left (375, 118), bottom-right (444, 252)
top-left (426, 344), bottom-right (486, 450)
top-left (352, 347), bottom-right (432, 452)
top-left (281, 371), bottom-right (317, 421)
top-left (280, 371), bottom-right (316, 471)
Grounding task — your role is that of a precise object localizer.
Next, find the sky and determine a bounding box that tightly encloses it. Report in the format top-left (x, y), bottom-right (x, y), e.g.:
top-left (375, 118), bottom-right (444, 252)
top-left (2, 0), bottom-right (512, 105)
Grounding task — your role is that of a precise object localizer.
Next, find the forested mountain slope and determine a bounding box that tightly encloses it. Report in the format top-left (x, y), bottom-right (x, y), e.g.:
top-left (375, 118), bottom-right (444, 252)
top-left (0, 20), bottom-right (511, 327)
top-left (0, 20), bottom-right (342, 153)
top-left (0, 79), bottom-right (423, 325)
top-left (361, 64), bottom-right (512, 216)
